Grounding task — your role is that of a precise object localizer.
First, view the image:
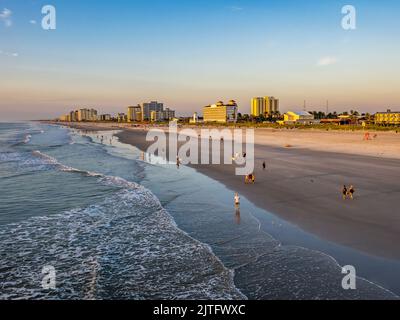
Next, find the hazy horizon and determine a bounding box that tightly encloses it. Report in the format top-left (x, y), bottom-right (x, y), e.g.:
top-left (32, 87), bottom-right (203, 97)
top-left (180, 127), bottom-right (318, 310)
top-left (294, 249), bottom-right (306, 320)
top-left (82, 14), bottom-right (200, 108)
top-left (1, 0), bottom-right (400, 121)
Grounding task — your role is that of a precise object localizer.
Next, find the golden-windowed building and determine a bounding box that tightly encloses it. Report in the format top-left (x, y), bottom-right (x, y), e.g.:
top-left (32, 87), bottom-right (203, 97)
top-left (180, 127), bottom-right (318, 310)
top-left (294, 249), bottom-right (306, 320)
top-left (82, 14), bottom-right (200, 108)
top-left (375, 111), bottom-right (400, 125)
top-left (203, 100), bottom-right (238, 123)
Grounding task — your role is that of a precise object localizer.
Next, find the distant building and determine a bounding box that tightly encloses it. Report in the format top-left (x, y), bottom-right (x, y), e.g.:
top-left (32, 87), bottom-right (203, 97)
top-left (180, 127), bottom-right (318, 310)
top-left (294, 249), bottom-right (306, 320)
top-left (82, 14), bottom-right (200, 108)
top-left (190, 112), bottom-right (200, 124)
top-left (70, 111), bottom-right (78, 122)
top-left (375, 110), bottom-right (400, 125)
top-left (77, 108), bottom-right (98, 122)
top-left (77, 109), bottom-right (86, 122)
top-left (203, 100), bottom-right (238, 123)
top-left (59, 114), bottom-right (70, 122)
top-left (141, 101), bottom-right (164, 121)
top-left (138, 101), bottom-right (176, 122)
top-left (117, 113), bottom-right (127, 122)
top-left (162, 108), bottom-right (175, 121)
top-left (280, 111), bottom-right (315, 125)
top-left (150, 111), bottom-right (163, 122)
top-left (251, 97), bottom-right (279, 117)
top-left (127, 105), bottom-right (142, 122)
top-left (251, 97), bottom-right (263, 117)
top-left (99, 114), bottom-right (112, 121)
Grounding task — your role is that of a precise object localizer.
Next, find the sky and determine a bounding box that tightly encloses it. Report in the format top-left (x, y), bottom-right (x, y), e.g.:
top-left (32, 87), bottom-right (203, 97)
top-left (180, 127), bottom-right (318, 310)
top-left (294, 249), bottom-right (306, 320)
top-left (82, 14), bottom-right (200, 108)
top-left (1, 0), bottom-right (400, 120)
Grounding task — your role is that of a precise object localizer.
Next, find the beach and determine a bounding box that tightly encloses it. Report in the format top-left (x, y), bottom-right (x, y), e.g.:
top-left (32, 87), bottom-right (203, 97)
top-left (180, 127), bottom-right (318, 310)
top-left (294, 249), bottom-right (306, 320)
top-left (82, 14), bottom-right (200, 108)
top-left (3, 121), bottom-right (399, 299)
top-left (61, 122), bottom-right (400, 261)
top-left (118, 126), bottom-right (400, 259)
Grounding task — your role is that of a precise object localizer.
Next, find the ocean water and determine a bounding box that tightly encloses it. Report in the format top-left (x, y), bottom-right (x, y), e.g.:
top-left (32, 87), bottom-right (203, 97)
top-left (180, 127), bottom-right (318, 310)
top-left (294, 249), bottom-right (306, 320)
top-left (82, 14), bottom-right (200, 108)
top-left (0, 122), bottom-right (397, 300)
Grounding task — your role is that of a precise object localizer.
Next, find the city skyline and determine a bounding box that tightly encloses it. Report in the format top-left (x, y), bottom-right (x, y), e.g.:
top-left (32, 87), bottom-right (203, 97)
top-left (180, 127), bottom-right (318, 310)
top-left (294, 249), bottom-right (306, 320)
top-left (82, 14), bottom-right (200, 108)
top-left (2, 0), bottom-right (400, 120)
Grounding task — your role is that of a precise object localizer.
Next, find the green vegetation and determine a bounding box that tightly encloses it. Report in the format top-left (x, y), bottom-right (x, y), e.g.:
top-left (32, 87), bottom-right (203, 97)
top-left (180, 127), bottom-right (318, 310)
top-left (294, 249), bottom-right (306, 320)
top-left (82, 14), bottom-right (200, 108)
top-left (183, 121), bottom-right (400, 132)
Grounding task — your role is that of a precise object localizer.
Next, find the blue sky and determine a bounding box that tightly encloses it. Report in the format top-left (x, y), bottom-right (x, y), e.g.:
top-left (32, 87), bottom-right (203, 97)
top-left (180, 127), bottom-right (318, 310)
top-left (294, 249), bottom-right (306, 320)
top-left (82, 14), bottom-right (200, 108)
top-left (1, 0), bottom-right (400, 120)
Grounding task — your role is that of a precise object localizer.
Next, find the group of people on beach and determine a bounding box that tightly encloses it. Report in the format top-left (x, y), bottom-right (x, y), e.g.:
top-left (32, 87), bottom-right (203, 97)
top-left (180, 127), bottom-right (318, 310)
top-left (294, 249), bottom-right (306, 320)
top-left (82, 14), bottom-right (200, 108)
top-left (342, 185), bottom-right (356, 200)
top-left (244, 161), bottom-right (267, 184)
top-left (363, 132), bottom-right (378, 141)
top-left (97, 134), bottom-right (113, 145)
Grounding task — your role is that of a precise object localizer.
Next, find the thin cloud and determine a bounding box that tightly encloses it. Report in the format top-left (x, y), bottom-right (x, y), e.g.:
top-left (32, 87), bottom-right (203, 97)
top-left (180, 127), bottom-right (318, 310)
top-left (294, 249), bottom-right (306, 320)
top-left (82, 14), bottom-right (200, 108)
top-left (317, 56), bottom-right (338, 67)
top-left (29, 20), bottom-right (37, 25)
top-left (228, 6), bottom-right (244, 12)
top-left (0, 50), bottom-right (19, 57)
top-left (0, 8), bottom-right (12, 27)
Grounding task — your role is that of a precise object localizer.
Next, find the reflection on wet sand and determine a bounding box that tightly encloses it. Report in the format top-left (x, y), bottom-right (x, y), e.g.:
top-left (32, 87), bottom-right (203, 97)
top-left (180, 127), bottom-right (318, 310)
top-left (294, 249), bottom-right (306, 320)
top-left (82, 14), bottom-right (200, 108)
top-left (235, 205), bottom-right (241, 225)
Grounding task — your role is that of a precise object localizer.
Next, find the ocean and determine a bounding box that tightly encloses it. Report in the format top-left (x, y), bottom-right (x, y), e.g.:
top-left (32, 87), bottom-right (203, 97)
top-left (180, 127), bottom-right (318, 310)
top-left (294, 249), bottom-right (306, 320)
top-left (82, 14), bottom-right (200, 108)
top-left (0, 122), bottom-right (397, 300)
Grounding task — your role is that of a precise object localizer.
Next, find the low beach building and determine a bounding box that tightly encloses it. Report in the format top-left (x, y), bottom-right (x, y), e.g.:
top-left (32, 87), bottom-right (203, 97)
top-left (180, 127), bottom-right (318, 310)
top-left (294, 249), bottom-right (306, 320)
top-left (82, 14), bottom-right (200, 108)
top-left (99, 114), bottom-right (112, 121)
top-left (375, 111), bottom-right (400, 125)
top-left (189, 112), bottom-right (203, 124)
top-left (203, 100), bottom-right (238, 123)
top-left (117, 113), bottom-right (127, 122)
top-left (280, 111), bottom-right (316, 125)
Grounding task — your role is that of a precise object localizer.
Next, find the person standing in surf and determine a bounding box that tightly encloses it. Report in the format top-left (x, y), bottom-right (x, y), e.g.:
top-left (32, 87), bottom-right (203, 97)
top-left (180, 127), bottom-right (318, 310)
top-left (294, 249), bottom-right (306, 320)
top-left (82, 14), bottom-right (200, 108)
top-left (342, 185), bottom-right (348, 200)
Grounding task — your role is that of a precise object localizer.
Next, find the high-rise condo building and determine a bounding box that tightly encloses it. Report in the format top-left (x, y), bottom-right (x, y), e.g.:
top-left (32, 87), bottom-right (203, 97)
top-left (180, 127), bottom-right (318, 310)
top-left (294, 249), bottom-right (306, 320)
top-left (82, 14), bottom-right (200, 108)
top-left (251, 97), bottom-right (280, 117)
top-left (69, 111), bottom-right (78, 122)
top-left (77, 108), bottom-right (98, 122)
top-left (141, 101), bottom-right (164, 121)
top-left (137, 101), bottom-right (176, 122)
top-left (127, 105), bottom-right (142, 122)
top-left (251, 97), bottom-right (264, 117)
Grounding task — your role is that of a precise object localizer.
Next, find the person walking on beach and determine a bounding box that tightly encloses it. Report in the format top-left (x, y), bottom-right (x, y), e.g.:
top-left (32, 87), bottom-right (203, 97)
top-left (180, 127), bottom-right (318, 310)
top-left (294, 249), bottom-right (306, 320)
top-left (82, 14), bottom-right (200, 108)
top-left (234, 192), bottom-right (240, 206)
top-left (342, 185), bottom-right (348, 200)
top-left (262, 161), bottom-right (266, 170)
top-left (348, 185), bottom-right (355, 200)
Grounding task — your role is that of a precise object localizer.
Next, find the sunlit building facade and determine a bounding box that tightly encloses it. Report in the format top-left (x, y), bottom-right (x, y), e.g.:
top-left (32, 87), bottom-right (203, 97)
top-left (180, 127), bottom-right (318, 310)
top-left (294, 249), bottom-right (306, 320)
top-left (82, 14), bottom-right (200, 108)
top-left (127, 105), bottom-right (142, 122)
top-left (77, 108), bottom-right (98, 122)
top-left (203, 100), bottom-right (238, 123)
top-left (280, 111), bottom-right (315, 125)
top-left (375, 111), bottom-right (400, 125)
top-left (251, 97), bottom-right (279, 117)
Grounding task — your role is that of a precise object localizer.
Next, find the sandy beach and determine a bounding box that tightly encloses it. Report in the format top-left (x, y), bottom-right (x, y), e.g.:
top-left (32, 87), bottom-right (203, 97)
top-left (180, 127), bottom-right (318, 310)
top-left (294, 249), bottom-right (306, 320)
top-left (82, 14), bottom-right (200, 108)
top-left (56, 122), bottom-right (400, 260)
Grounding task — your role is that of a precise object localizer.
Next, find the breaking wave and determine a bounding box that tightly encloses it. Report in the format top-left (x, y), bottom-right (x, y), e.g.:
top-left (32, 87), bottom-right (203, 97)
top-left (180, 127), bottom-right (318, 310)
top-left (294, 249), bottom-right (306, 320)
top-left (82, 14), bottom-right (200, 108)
top-left (0, 150), bottom-right (244, 300)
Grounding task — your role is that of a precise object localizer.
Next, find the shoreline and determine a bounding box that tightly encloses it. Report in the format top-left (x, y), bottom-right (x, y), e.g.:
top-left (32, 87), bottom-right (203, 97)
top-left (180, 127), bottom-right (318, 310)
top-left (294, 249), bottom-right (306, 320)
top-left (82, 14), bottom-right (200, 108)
top-left (54, 121), bottom-right (400, 261)
top-left (45, 121), bottom-right (400, 160)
